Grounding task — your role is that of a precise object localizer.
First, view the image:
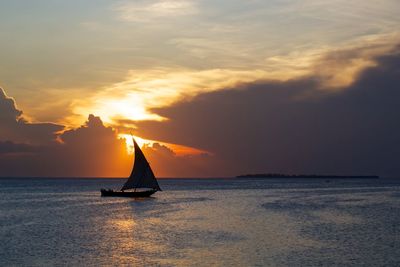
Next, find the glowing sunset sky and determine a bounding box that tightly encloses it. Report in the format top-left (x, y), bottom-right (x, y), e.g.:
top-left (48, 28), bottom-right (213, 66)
top-left (1, 0), bottom-right (400, 177)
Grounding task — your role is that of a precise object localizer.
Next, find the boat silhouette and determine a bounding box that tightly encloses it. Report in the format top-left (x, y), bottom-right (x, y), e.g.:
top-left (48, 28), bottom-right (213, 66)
top-left (101, 137), bottom-right (162, 197)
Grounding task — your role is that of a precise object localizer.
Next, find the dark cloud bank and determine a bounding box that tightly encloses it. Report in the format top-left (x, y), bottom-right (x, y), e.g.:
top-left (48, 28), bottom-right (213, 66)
top-left (1, 48), bottom-right (399, 177)
top-left (136, 48), bottom-right (400, 177)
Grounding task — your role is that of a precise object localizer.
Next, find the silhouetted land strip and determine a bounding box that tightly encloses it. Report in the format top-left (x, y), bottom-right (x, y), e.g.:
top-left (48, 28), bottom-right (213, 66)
top-left (237, 174), bottom-right (379, 179)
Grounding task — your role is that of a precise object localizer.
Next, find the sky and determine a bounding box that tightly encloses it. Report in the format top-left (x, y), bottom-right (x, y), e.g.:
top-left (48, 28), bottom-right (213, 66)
top-left (0, 0), bottom-right (399, 177)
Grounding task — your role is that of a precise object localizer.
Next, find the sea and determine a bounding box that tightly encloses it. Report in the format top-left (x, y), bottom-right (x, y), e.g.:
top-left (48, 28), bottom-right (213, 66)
top-left (0, 177), bottom-right (399, 266)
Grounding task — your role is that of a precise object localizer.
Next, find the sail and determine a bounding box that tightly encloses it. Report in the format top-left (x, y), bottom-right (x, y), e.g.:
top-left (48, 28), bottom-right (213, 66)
top-left (121, 138), bottom-right (162, 191)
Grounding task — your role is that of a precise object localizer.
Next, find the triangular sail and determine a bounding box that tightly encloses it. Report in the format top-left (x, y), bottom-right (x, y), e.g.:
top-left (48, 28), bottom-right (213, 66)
top-left (121, 138), bottom-right (161, 191)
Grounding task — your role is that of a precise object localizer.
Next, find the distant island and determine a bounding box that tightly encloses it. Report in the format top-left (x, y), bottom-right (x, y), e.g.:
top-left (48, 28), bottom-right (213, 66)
top-left (236, 173), bottom-right (379, 179)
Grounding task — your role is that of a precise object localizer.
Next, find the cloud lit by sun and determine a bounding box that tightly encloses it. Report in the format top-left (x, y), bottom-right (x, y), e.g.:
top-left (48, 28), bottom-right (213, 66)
top-left (119, 133), bottom-right (208, 156)
top-left (68, 33), bottom-right (399, 129)
top-left (71, 68), bottom-right (273, 126)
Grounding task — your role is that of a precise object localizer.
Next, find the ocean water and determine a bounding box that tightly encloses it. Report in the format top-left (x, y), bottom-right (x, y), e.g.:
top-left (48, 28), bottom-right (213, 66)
top-left (0, 178), bottom-right (399, 266)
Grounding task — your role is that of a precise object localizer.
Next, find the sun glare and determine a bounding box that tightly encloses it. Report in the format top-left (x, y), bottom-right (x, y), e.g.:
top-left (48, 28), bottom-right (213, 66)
top-left (119, 134), bottom-right (150, 154)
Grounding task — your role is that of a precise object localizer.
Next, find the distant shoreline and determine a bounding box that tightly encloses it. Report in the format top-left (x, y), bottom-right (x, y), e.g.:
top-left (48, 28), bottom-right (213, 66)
top-left (236, 174), bottom-right (379, 179)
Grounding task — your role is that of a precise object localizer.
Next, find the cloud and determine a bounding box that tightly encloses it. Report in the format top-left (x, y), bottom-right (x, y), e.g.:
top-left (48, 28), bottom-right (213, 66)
top-left (0, 87), bottom-right (64, 145)
top-left (133, 46), bottom-right (400, 177)
top-left (114, 0), bottom-right (198, 22)
top-left (70, 34), bottom-right (399, 128)
top-left (0, 88), bottom-right (130, 176)
top-left (1, 87), bottom-right (214, 177)
top-left (1, 44), bottom-right (400, 177)
top-left (0, 112), bottom-right (132, 177)
top-left (0, 88), bottom-right (22, 121)
top-left (311, 34), bottom-right (399, 89)
top-left (142, 142), bottom-right (222, 177)
top-left (71, 68), bottom-right (271, 124)
top-left (0, 89), bottom-right (211, 177)
top-left (0, 141), bottom-right (39, 155)
top-left (51, 114), bottom-right (132, 177)
top-left (2, 0), bottom-right (399, 128)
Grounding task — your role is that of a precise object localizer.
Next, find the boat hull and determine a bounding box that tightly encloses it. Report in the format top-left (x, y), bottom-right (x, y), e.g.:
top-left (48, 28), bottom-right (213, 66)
top-left (101, 189), bottom-right (157, 197)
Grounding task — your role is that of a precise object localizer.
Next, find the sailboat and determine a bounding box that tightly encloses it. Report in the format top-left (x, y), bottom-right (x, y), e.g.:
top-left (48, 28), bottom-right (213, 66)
top-left (100, 137), bottom-right (162, 197)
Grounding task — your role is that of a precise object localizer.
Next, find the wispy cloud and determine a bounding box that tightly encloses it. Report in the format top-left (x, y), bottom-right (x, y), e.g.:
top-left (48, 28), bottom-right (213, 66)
top-left (114, 0), bottom-right (198, 22)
